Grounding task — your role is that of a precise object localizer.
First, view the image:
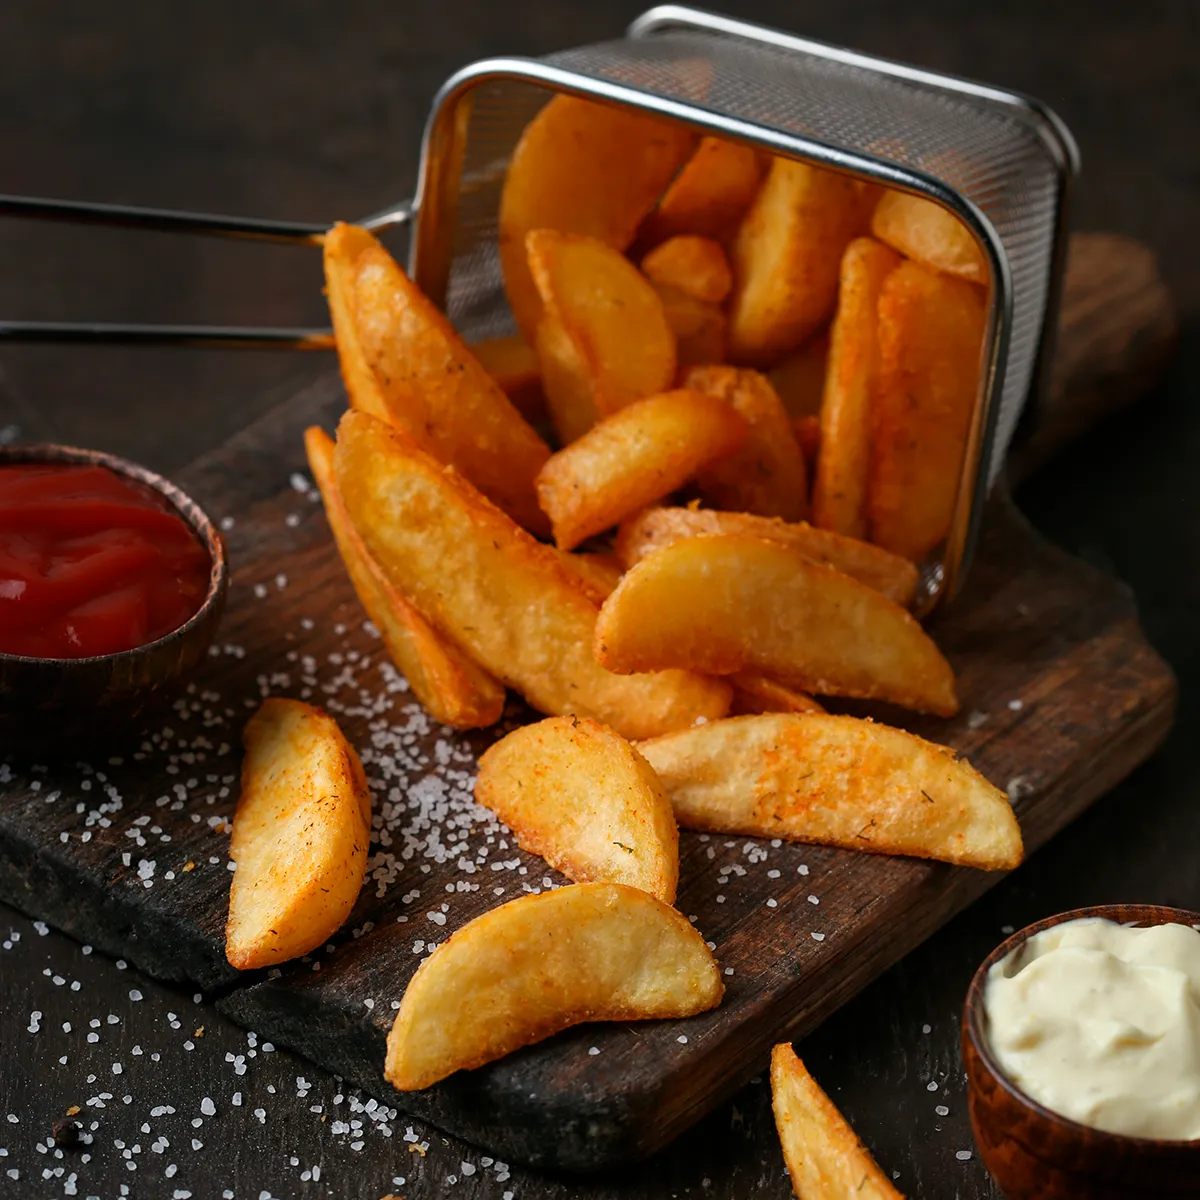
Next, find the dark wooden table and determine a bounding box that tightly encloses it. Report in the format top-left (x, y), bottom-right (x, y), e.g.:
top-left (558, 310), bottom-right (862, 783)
top-left (0, 3), bottom-right (1195, 1198)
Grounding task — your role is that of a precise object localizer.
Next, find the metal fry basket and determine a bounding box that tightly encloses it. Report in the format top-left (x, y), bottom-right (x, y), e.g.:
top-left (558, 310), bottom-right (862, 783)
top-left (0, 4), bottom-right (1077, 605)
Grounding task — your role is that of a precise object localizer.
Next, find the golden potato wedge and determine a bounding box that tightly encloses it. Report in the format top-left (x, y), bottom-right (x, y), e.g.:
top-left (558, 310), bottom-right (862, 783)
top-left (535, 311), bottom-right (601, 445)
top-left (535, 390), bottom-right (747, 551)
top-left (614, 507), bottom-right (918, 609)
top-left (476, 716), bottom-right (679, 902)
top-left (500, 96), bottom-right (697, 340)
top-left (470, 333), bottom-right (545, 422)
top-left (639, 135), bottom-right (765, 244)
top-left (555, 550), bottom-right (624, 599)
top-left (305, 427), bottom-right (505, 729)
top-left (651, 281), bottom-right (727, 368)
top-left (595, 534), bottom-right (957, 715)
top-left (528, 230), bottom-right (677, 441)
top-left (728, 160), bottom-right (873, 364)
top-left (684, 365), bottom-right (808, 522)
top-left (868, 261), bottom-right (987, 562)
top-left (386, 882), bottom-right (722, 1089)
top-left (345, 233), bottom-right (551, 534)
top-left (226, 698), bottom-right (372, 970)
top-left (640, 714), bottom-right (1019, 868)
top-left (871, 189), bottom-right (988, 285)
top-left (335, 411), bottom-right (732, 739)
top-left (729, 673), bottom-right (825, 716)
top-left (641, 235), bottom-right (733, 304)
top-left (768, 332), bottom-right (829, 419)
top-left (771, 1044), bottom-right (905, 1200)
top-left (812, 237), bottom-right (903, 540)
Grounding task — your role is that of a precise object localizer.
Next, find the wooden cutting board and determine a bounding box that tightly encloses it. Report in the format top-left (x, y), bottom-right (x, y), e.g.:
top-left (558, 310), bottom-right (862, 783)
top-left (0, 233), bottom-right (1178, 1172)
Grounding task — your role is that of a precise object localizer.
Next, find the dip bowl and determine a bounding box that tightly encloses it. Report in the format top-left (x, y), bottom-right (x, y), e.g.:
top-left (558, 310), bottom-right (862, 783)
top-left (962, 902), bottom-right (1200, 1200)
top-left (0, 443), bottom-right (228, 754)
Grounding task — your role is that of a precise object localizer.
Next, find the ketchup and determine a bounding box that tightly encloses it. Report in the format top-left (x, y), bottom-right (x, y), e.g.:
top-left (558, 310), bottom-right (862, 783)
top-left (0, 463), bottom-right (211, 658)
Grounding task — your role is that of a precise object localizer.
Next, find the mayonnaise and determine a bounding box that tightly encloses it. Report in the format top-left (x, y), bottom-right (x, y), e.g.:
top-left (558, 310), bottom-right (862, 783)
top-left (983, 917), bottom-right (1200, 1140)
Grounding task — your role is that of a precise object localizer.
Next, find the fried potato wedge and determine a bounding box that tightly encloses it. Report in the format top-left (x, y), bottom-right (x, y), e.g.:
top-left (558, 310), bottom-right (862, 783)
top-left (385, 882), bottom-right (723, 1089)
top-left (535, 311), bottom-right (601, 445)
top-left (651, 282), bottom-right (727, 368)
top-left (528, 230), bottom-right (677, 441)
top-left (470, 333), bottom-right (545, 422)
top-left (335, 411), bottom-right (731, 739)
top-left (226, 698), bottom-right (372, 970)
top-left (639, 714), bottom-right (1019, 868)
top-left (476, 716), bottom-right (679, 902)
top-left (641, 235), bottom-right (733, 304)
top-left (812, 237), bottom-right (903, 540)
top-left (640, 135), bottom-right (765, 244)
top-left (729, 673), bottom-right (825, 716)
top-left (555, 550), bottom-right (624, 599)
top-left (305, 427), bottom-right (505, 729)
top-left (684, 365), bottom-right (808, 522)
top-left (768, 332), bottom-right (829, 419)
top-left (868, 262), bottom-right (987, 562)
top-left (871, 189), bottom-right (988, 285)
top-left (536, 390), bottom-right (747, 551)
top-left (595, 535), bottom-right (956, 715)
top-left (771, 1044), bottom-right (905, 1200)
top-left (344, 233), bottom-right (551, 534)
top-left (728, 160), bottom-right (873, 364)
top-left (614, 507), bottom-right (918, 609)
top-left (500, 96), bottom-right (697, 340)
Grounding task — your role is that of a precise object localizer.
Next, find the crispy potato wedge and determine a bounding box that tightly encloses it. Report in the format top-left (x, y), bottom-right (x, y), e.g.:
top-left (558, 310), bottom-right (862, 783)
top-left (226, 698), bottom-right (372, 970)
top-left (684, 365), bottom-right (808, 522)
top-left (536, 390), bottom-right (747, 551)
top-left (651, 282), bottom-right (727, 368)
top-left (768, 332), bottom-right (829, 419)
top-left (771, 1044), bottom-right (905, 1200)
top-left (556, 550), bottom-right (624, 599)
top-left (595, 534), bottom-right (956, 715)
top-left (729, 673), bottom-right (825, 716)
top-left (535, 311), bottom-right (601, 445)
top-left (812, 238), bottom-right (903, 540)
top-left (305, 428), bottom-right (505, 729)
top-left (528, 230), bottom-right (677, 440)
top-left (385, 881), bottom-right (723, 1089)
top-left (868, 262), bottom-right (987, 562)
top-left (641, 235), bottom-right (733, 304)
top-left (728, 160), bottom-right (873, 364)
top-left (335, 411), bottom-right (731, 739)
top-left (500, 96), bottom-right (697, 340)
top-left (614, 507), bottom-right (919, 609)
top-left (470, 334), bottom-right (545, 422)
top-left (640, 713), bottom-right (1019, 868)
top-left (476, 716), bottom-right (679, 902)
top-left (345, 234), bottom-right (551, 534)
top-left (640, 135), bottom-right (765, 244)
top-left (871, 189), bottom-right (988, 285)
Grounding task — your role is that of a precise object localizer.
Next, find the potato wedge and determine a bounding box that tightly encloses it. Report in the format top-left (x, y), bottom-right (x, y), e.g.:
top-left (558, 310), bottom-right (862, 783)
top-left (728, 160), bottom-right (873, 364)
top-left (614, 507), bottom-right (918, 609)
top-left (226, 698), bottom-right (372, 970)
top-left (651, 282), bottom-right (727, 368)
top-left (868, 262), bottom-right (987, 562)
top-left (768, 332), bottom-right (829, 419)
top-left (500, 96), bottom-right (697, 340)
top-left (335, 410), bottom-right (732, 739)
top-left (476, 716), bottom-right (679, 902)
top-left (639, 713), bottom-right (1019, 868)
top-left (535, 390), bottom-right (747, 551)
top-left (729, 673), bottom-right (825, 716)
top-left (555, 550), bottom-right (624, 599)
top-left (871, 189), bottom-right (988, 284)
top-left (640, 135), bottom-right (765, 244)
top-left (771, 1044), bottom-right (905, 1200)
top-left (305, 427), bottom-right (505, 729)
top-left (528, 230), bottom-right (677, 441)
top-left (535, 311), bottom-right (601, 445)
top-left (812, 238), bottom-right (903, 540)
top-left (345, 232), bottom-right (551, 534)
top-left (595, 534), bottom-right (956, 716)
top-left (684, 365), bottom-right (808, 522)
top-left (641, 235), bottom-right (733, 304)
top-left (470, 334), bottom-right (545, 422)
top-left (386, 882), bottom-right (722, 1089)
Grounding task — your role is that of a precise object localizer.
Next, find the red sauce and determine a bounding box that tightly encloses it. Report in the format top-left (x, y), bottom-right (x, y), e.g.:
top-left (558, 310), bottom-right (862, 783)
top-left (0, 463), bottom-right (211, 658)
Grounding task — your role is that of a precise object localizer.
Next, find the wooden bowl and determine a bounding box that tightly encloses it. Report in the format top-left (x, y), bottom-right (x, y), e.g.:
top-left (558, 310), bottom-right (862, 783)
top-left (0, 443), bottom-right (228, 754)
top-left (962, 903), bottom-right (1200, 1199)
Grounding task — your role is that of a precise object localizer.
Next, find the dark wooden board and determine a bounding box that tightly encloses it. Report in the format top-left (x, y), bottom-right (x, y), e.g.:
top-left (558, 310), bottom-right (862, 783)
top-left (0, 234), bottom-right (1178, 1172)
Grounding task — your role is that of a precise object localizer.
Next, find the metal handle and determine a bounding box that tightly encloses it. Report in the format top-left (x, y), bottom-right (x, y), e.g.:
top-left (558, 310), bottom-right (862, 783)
top-left (0, 194), bottom-right (415, 348)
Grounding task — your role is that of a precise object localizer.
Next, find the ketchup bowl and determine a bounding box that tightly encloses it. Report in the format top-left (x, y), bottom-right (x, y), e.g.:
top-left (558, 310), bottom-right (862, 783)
top-left (962, 903), bottom-right (1200, 1200)
top-left (0, 443), bottom-right (228, 754)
